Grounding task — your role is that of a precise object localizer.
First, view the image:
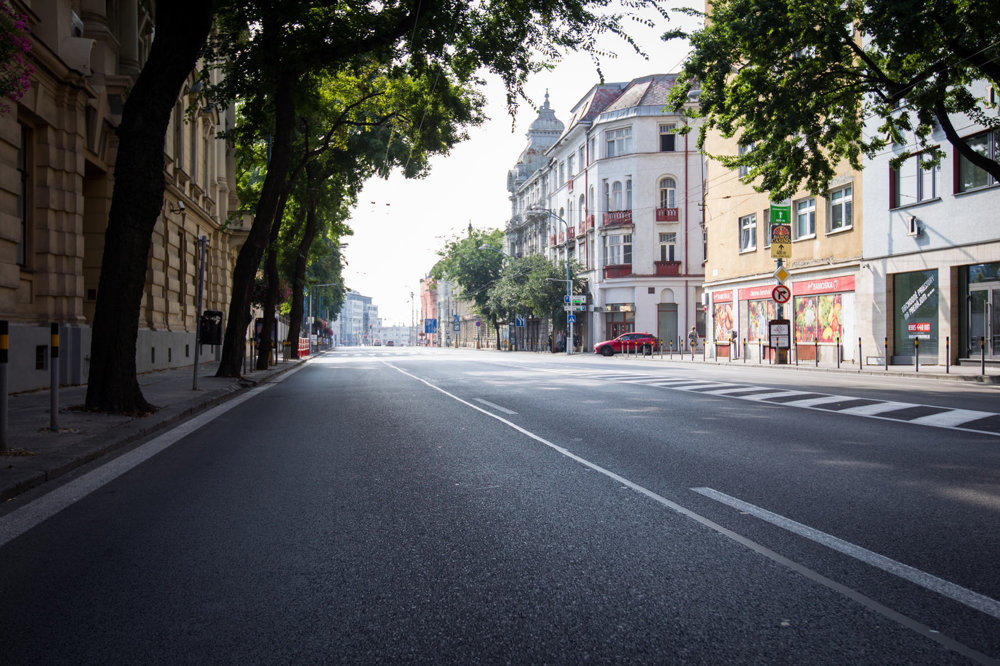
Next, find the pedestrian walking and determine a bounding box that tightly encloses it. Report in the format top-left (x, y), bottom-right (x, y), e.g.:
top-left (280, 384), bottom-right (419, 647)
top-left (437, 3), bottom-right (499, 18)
top-left (688, 325), bottom-right (698, 354)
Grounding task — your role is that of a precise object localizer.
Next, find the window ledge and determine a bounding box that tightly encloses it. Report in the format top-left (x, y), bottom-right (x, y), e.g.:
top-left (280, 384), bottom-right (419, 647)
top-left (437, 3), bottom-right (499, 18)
top-left (889, 197), bottom-right (941, 211)
top-left (955, 183), bottom-right (999, 197)
top-left (738, 247), bottom-right (757, 254)
top-left (825, 226), bottom-right (854, 236)
top-left (793, 234), bottom-right (817, 242)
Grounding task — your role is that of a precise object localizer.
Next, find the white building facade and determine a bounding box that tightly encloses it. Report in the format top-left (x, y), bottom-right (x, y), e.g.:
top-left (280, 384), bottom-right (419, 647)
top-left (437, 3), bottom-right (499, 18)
top-left (506, 75), bottom-right (704, 350)
top-left (861, 80), bottom-right (1000, 366)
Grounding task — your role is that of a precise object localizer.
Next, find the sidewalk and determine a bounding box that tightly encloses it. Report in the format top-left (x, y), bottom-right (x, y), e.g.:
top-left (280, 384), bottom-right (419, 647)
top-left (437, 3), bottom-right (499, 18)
top-left (0, 355), bottom-right (307, 504)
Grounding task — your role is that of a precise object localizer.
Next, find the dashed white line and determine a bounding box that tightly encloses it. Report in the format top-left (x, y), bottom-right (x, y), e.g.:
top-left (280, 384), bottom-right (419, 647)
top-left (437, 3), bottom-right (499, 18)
top-left (839, 401), bottom-right (914, 416)
top-left (910, 409), bottom-right (995, 427)
top-left (473, 398), bottom-right (518, 415)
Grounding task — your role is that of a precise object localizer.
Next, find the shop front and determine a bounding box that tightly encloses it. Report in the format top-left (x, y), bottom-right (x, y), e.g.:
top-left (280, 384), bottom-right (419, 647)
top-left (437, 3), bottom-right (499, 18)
top-left (963, 262), bottom-right (1000, 361)
top-left (711, 290), bottom-right (734, 357)
top-left (892, 269), bottom-right (938, 363)
top-left (740, 284), bottom-right (778, 361)
top-left (791, 275), bottom-right (856, 362)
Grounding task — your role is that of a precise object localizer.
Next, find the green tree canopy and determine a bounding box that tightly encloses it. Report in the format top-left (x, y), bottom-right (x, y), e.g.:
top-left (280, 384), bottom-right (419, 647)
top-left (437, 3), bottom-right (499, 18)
top-left (668, 0), bottom-right (1000, 200)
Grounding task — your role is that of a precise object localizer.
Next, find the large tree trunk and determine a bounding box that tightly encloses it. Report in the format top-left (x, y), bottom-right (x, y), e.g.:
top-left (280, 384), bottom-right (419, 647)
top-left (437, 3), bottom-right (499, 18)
top-left (85, 2), bottom-right (215, 414)
top-left (284, 213), bottom-right (306, 357)
top-left (257, 190), bottom-right (288, 370)
top-left (216, 48), bottom-right (297, 376)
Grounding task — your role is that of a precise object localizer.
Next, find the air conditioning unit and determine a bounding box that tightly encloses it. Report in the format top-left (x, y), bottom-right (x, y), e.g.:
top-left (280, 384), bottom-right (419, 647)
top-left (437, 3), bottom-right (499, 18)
top-left (906, 215), bottom-right (921, 237)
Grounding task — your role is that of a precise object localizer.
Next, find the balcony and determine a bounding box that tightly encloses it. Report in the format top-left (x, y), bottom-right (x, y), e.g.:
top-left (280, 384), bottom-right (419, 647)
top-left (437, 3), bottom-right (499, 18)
top-left (603, 210), bottom-right (632, 227)
top-left (550, 234), bottom-right (557, 246)
top-left (558, 231), bottom-right (565, 243)
top-left (654, 260), bottom-right (681, 276)
top-left (603, 264), bottom-right (633, 279)
top-left (567, 225), bottom-right (575, 239)
top-left (656, 207), bottom-right (679, 222)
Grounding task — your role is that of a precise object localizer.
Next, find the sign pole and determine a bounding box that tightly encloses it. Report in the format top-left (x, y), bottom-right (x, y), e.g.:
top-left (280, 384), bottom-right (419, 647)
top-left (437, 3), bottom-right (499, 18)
top-left (769, 200), bottom-right (792, 364)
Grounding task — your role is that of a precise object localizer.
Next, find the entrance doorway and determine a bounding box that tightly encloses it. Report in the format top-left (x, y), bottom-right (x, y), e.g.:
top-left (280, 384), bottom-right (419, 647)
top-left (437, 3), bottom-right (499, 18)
top-left (657, 303), bottom-right (678, 349)
top-left (969, 283), bottom-right (1000, 358)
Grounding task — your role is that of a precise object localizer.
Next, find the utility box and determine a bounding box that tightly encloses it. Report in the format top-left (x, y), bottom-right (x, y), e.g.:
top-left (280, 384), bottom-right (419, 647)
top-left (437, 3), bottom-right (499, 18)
top-left (199, 310), bottom-right (223, 346)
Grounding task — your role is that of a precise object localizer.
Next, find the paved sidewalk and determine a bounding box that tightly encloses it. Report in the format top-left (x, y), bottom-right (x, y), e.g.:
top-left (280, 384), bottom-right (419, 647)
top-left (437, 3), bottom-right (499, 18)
top-left (0, 355), bottom-right (307, 504)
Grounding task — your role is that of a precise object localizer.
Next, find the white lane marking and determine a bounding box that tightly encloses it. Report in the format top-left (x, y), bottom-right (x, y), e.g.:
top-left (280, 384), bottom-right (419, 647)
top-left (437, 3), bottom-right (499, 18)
top-left (701, 386), bottom-right (767, 395)
top-left (383, 362), bottom-right (994, 663)
top-left (741, 391), bottom-right (802, 402)
top-left (838, 400), bottom-right (914, 416)
top-left (780, 395), bottom-right (846, 408)
top-left (692, 487), bottom-right (1000, 621)
top-left (0, 363), bottom-right (305, 548)
top-left (909, 409), bottom-right (995, 427)
top-left (473, 398), bottom-right (518, 415)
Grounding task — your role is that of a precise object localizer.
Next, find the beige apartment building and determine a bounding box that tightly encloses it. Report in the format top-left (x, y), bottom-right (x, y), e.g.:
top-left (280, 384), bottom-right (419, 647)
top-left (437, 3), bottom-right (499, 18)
top-left (0, 1), bottom-right (248, 392)
top-left (702, 131), bottom-right (863, 363)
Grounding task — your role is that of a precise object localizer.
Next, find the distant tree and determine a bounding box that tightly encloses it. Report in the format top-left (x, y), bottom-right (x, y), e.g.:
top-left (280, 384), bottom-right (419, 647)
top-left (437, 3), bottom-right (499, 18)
top-left (668, 0), bottom-right (1000, 200)
top-left (432, 229), bottom-right (506, 350)
top-left (486, 254), bottom-right (585, 339)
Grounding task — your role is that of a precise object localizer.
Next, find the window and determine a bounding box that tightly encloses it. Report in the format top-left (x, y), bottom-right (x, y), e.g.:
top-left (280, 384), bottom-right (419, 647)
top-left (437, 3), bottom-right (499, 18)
top-left (828, 185), bottom-right (853, 232)
top-left (589, 185), bottom-right (595, 213)
top-left (659, 232), bottom-right (677, 261)
top-left (659, 177), bottom-right (676, 209)
top-left (893, 153), bottom-right (938, 206)
top-left (957, 130), bottom-right (999, 192)
top-left (567, 155), bottom-right (574, 176)
top-left (16, 123), bottom-right (30, 267)
top-left (602, 180), bottom-right (610, 211)
top-left (605, 234), bottom-right (632, 265)
top-left (659, 124), bottom-right (676, 152)
top-left (795, 197), bottom-right (816, 238)
top-left (739, 213), bottom-right (757, 252)
top-left (612, 181), bottom-right (623, 210)
top-left (589, 137), bottom-right (596, 163)
top-left (737, 142), bottom-right (754, 178)
top-left (578, 195), bottom-right (585, 223)
top-left (606, 127), bottom-right (632, 157)
top-left (578, 146), bottom-right (585, 171)
top-left (625, 178), bottom-right (632, 209)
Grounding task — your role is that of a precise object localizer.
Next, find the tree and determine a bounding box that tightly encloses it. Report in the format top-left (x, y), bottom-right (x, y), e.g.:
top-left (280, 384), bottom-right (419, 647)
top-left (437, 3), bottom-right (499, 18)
top-left (667, 0), bottom-right (1000, 200)
top-left (84, 0), bottom-right (216, 414)
top-left (432, 229), bottom-right (506, 350)
top-left (83, 0), bottom-right (668, 411)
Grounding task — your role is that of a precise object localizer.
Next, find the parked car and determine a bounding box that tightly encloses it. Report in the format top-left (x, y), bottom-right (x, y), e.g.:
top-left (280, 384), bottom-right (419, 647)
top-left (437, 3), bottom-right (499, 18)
top-left (594, 332), bottom-right (659, 356)
top-left (386, 341), bottom-right (394, 346)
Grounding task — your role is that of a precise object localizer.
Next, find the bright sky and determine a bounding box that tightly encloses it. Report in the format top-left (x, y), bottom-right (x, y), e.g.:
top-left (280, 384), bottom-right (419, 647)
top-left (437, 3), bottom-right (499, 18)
top-left (343, 3), bottom-right (703, 325)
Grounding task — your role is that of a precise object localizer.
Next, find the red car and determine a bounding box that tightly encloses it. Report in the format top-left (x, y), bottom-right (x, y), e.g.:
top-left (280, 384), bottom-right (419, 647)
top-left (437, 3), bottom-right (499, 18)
top-left (594, 332), bottom-right (659, 356)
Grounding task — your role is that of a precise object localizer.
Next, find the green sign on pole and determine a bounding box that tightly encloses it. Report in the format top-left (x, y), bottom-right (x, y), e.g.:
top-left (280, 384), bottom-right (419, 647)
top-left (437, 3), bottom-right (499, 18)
top-left (769, 200), bottom-right (791, 225)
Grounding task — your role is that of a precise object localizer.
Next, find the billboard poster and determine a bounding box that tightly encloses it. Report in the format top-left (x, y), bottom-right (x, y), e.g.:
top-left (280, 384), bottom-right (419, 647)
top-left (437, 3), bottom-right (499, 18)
top-left (748, 300), bottom-right (777, 342)
top-left (894, 270), bottom-right (938, 356)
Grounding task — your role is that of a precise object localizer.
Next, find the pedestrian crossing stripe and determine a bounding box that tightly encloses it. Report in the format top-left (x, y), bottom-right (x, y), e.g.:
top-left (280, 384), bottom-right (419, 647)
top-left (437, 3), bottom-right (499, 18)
top-left (543, 368), bottom-right (1000, 437)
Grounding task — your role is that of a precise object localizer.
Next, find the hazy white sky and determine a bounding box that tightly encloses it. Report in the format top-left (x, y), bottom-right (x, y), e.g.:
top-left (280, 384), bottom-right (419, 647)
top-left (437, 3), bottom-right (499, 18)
top-left (343, 4), bottom-right (702, 325)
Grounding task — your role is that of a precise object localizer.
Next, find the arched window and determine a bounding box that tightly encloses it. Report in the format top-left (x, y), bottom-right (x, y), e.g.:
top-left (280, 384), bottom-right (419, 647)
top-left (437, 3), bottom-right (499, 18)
top-left (578, 194), bottom-right (585, 223)
top-left (659, 177), bottom-right (676, 209)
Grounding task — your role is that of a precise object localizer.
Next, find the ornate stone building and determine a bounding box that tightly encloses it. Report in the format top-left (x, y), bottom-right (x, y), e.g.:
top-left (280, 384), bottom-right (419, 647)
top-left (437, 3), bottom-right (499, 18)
top-left (0, 0), bottom-right (247, 391)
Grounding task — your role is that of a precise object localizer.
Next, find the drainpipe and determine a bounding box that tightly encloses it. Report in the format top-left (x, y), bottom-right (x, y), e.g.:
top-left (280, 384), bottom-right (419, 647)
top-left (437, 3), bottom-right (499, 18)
top-left (684, 119), bottom-right (690, 336)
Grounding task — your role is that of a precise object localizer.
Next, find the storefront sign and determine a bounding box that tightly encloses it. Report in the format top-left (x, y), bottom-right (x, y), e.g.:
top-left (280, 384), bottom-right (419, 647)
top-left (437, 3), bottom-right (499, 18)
top-left (894, 270), bottom-right (938, 355)
top-left (792, 275), bottom-right (855, 295)
top-left (712, 290), bottom-right (733, 303)
top-left (907, 322), bottom-right (931, 339)
top-left (739, 285), bottom-right (775, 300)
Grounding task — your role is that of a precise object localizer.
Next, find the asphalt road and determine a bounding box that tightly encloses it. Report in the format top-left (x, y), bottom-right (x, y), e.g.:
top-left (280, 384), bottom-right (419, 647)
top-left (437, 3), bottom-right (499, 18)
top-left (1, 347), bottom-right (998, 664)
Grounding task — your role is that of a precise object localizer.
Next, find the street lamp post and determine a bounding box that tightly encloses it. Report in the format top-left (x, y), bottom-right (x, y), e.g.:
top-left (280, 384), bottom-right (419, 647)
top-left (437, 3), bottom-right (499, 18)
top-left (527, 205), bottom-right (574, 355)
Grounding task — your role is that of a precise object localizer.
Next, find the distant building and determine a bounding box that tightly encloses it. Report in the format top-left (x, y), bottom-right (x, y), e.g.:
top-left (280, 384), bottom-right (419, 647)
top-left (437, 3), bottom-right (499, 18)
top-left (506, 75), bottom-right (704, 351)
top-left (336, 291), bottom-right (372, 346)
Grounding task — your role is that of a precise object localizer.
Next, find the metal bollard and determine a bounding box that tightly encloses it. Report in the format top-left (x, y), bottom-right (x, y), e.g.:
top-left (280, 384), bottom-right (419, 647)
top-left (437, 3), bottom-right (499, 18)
top-left (945, 336), bottom-right (950, 374)
top-left (836, 336), bottom-right (841, 369)
top-left (884, 337), bottom-right (889, 371)
top-left (815, 339), bottom-right (819, 367)
top-left (981, 337), bottom-right (986, 375)
top-left (858, 337), bottom-right (863, 372)
top-left (50, 322), bottom-right (59, 432)
top-left (914, 337), bottom-right (919, 372)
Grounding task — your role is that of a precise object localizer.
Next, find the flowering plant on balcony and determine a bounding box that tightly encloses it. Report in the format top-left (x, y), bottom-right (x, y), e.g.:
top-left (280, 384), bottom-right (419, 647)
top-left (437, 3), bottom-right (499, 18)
top-left (0, 1), bottom-right (33, 115)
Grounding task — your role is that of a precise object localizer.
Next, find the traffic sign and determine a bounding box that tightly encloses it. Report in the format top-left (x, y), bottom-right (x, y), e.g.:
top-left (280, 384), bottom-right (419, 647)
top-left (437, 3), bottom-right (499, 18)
top-left (770, 224), bottom-right (791, 259)
top-left (567, 314), bottom-right (576, 323)
top-left (772, 284), bottom-right (791, 304)
top-left (774, 266), bottom-right (789, 283)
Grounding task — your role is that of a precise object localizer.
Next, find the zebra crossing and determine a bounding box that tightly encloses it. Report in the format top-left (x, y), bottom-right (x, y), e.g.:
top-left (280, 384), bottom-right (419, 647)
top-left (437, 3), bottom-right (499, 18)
top-left (544, 369), bottom-right (1000, 437)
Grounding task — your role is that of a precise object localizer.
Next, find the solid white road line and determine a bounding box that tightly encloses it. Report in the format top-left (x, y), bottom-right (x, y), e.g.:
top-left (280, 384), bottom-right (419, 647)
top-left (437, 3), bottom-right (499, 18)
top-left (384, 361), bottom-right (995, 664)
top-left (692, 486), bottom-right (1000, 621)
top-left (0, 363), bottom-right (305, 548)
top-left (473, 398), bottom-right (518, 415)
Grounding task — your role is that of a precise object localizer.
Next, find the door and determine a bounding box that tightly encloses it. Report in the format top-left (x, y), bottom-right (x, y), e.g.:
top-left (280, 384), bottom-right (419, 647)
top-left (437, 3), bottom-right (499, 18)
top-left (657, 303), bottom-right (678, 349)
top-left (968, 285), bottom-right (1000, 358)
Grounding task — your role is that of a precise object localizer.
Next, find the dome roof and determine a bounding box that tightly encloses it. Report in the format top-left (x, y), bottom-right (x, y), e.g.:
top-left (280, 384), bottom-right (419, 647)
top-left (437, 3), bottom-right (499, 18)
top-left (527, 91), bottom-right (564, 137)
